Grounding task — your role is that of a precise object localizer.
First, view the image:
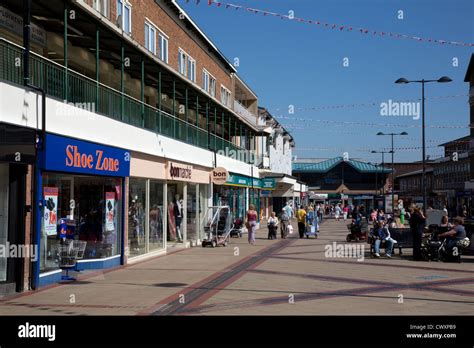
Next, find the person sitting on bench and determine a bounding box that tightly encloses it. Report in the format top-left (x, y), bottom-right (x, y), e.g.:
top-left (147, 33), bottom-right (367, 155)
top-left (373, 221), bottom-right (394, 258)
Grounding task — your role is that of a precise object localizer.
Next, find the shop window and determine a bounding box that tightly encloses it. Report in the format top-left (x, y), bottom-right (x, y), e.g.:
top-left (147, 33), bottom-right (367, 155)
top-left (186, 184), bottom-right (197, 241)
top-left (128, 178), bottom-right (146, 256)
top-left (0, 164), bottom-right (8, 281)
top-left (149, 180), bottom-right (164, 251)
top-left (40, 173), bottom-right (122, 273)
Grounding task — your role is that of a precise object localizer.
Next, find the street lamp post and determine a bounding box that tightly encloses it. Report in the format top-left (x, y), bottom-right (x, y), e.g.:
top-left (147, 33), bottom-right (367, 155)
top-left (377, 132), bottom-right (408, 213)
top-left (395, 76), bottom-right (452, 212)
top-left (371, 150), bottom-right (393, 211)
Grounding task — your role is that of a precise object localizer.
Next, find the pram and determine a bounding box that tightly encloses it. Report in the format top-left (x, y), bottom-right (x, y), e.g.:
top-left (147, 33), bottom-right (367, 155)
top-left (229, 217), bottom-right (244, 238)
top-left (201, 206), bottom-right (232, 247)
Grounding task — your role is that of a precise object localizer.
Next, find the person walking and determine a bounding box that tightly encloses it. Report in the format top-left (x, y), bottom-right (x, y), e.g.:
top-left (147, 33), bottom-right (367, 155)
top-left (245, 204), bottom-right (258, 245)
top-left (335, 204), bottom-right (342, 221)
top-left (280, 208), bottom-right (289, 239)
top-left (267, 211), bottom-right (279, 240)
top-left (399, 205), bottom-right (406, 226)
top-left (409, 205), bottom-right (426, 261)
top-left (296, 205), bottom-right (307, 238)
top-left (343, 205), bottom-right (349, 221)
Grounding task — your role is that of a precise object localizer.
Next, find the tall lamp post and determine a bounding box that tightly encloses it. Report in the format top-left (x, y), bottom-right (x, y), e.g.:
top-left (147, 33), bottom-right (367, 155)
top-left (372, 150), bottom-right (393, 211)
top-left (377, 132), bottom-right (408, 213)
top-left (395, 76), bottom-right (452, 212)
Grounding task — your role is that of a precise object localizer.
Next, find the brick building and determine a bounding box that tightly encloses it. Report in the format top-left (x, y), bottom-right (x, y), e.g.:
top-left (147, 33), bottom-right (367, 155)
top-left (0, 0), bottom-right (287, 292)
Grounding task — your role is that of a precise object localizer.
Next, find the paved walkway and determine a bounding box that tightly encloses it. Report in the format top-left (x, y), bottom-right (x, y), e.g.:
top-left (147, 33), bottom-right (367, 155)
top-left (0, 218), bottom-right (473, 315)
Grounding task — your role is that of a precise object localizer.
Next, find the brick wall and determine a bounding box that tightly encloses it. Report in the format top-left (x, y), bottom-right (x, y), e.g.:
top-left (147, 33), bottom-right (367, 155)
top-left (108, 0), bottom-right (233, 103)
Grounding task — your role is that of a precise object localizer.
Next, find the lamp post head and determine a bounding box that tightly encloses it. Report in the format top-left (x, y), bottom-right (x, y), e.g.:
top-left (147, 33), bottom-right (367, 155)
top-left (395, 78), bottom-right (409, 84)
top-left (437, 76), bottom-right (452, 83)
top-left (371, 150), bottom-right (377, 154)
top-left (376, 132), bottom-right (384, 136)
top-left (400, 131), bottom-right (408, 136)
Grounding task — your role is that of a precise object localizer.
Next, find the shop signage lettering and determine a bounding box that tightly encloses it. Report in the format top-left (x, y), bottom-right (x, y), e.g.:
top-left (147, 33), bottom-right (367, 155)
top-left (43, 134), bottom-right (130, 177)
top-left (167, 161), bottom-right (192, 181)
top-left (66, 146), bottom-right (120, 172)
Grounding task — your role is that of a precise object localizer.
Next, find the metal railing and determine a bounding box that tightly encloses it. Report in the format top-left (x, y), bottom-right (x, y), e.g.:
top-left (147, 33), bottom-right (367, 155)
top-left (0, 37), bottom-right (253, 163)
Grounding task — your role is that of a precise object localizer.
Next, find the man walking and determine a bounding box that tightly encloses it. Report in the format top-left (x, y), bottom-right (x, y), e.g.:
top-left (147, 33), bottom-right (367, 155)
top-left (280, 208), bottom-right (289, 239)
top-left (296, 205), bottom-right (307, 238)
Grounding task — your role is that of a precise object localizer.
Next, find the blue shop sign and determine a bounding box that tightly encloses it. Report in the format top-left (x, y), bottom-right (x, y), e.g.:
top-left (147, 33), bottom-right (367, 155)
top-left (43, 134), bottom-right (130, 177)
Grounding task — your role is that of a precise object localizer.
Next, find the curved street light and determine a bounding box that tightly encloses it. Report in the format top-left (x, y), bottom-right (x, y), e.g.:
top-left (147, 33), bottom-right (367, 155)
top-left (395, 76), bottom-right (452, 212)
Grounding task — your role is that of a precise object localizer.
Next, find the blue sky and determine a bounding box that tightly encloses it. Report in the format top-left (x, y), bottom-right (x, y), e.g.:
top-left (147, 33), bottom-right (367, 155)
top-left (179, 0), bottom-right (474, 163)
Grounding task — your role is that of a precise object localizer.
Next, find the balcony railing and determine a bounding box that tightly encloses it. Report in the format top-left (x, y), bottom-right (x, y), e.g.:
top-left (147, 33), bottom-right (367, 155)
top-left (234, 99), bottom-right (257, 126)
top-left (0, 37), bottom-right (252, 163)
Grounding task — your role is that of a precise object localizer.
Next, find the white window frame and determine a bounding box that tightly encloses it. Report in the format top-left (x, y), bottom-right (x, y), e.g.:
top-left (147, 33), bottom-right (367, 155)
top-left (202, 69), bottom-right (209, 93)
top-left (178, 48), bottom-right (196, 82)
top-left (117, 0), bottom-right (132, 34)
top-left (220, 84), bottom-right (231, 108)
top-left (158, 32), bottom-right (169, 63)
top-left (144, 20), bottom-right (157, 55)
top-left (202, 69), bottom-right (216, 97)
top-left (93, 0), bottom-right (109, 17)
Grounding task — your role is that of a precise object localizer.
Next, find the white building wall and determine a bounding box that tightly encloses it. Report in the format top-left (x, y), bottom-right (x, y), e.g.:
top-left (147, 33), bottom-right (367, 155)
top-left (269, 131), bottom-right (292, 175)
top-left (0, 82), bottom-right (258, 177)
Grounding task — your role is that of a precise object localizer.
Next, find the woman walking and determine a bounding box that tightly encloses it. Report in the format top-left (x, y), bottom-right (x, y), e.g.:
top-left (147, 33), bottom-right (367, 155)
top-left (246, 204), bottom-right (258, 245)
top-left (267, 211), bottom-right (279, 240)
top-left (409, 205), bottom-right (426, 261)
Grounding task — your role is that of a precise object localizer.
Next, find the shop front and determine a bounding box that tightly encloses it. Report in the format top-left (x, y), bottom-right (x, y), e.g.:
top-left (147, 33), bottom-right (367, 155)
top-left (213, 173), bottom-right (275, 223)
top-left (129, 154), bottom-right (211, 254)
top-left (0, 123), bottom-right (36, 294)
top-left (35, 134), bottom-right (130, 287)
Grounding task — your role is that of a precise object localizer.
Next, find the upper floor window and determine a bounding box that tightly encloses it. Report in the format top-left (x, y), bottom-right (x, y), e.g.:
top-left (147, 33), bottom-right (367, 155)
top-left (144, 21), bottom-right (156, 54)
top-left (116, 0), bottom-right (131, 34)
top-left (158, 33), bottom-right (168, 63)
top-left (202, 69), bottom-right (216, 97)
top-left (178, 49), bottom-right (196, 82)
top-left (93, 0), bottom-right (109, 17)
top-left (221, 85), bottom-right (231, 108)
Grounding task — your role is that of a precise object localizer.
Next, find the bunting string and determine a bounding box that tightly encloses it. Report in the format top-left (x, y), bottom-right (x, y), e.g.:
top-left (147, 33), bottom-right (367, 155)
top-left (182, 0), bottom-right (474, 47)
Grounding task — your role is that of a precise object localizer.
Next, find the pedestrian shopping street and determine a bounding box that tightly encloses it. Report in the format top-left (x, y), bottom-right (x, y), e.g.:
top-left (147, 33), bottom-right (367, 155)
top-left (0, 218), bottom-right (472, 316)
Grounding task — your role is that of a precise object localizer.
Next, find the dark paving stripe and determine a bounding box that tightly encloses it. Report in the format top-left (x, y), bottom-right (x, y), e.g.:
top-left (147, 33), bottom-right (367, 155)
top-left (151, 237), bottom-right (297, 315)
top-left (270, 255), bottom-right (474, 274)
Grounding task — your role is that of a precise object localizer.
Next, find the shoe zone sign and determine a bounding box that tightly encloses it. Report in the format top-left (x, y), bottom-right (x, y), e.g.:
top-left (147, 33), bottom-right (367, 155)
top-left (42, 134), bottom-right (130, 177)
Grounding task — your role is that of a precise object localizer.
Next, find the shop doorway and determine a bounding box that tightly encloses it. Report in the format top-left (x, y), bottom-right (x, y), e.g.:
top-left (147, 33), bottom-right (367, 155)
top-left (0, 163), bottom-right (28, 293)
top-left (0, 164), bottom-right (8, 283)
top-left (167, 183), bottom-right (184, 243)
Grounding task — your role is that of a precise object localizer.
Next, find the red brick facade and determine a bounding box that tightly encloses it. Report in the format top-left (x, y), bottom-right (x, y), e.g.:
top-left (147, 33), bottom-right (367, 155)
top-left (85, 0), bottom-right (234, 104)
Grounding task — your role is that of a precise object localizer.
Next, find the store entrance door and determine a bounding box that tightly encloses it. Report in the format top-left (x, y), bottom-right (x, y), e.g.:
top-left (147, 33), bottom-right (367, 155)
top-left (0, 164), bottom-right (8, 284)
top-left (0, 163), bottom-right (28, 294)
top-left (167, 183), bottom-right (184, 243)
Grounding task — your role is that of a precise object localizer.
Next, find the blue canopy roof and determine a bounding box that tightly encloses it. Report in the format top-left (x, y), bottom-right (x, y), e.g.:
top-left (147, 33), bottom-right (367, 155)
top-left (293, 157), bottom-right (391, 174)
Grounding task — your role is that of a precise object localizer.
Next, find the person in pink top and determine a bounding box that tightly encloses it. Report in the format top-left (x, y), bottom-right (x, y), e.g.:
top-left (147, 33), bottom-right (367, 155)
top-left (246, 204), bottom-right (258, 245)
top-left (343, 205), bottom-right (349, 221)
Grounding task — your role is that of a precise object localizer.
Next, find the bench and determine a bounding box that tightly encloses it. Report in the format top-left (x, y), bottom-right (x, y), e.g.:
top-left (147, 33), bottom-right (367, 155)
top-left (367, 227), bottom-right (413, 255)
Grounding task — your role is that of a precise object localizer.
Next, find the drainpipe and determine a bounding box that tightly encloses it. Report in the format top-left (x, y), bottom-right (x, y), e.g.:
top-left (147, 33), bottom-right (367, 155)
top-left (23, 0), bottom-right (46, 290)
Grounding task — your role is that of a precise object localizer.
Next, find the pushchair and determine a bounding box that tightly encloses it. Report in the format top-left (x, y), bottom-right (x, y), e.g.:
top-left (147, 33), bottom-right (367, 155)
top-left (230, 217), bottom-right (244, 238)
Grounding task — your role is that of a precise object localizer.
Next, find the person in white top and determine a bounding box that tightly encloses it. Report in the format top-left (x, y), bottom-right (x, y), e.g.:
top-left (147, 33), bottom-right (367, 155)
top-left (335, 204), bottom-right (342, 221)
top-left (267, 211), bottom-right (279, 240)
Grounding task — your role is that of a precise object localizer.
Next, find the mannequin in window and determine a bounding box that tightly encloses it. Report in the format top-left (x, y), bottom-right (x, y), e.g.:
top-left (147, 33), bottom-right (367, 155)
top-left (174, 194), bottom-right (183, 242)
